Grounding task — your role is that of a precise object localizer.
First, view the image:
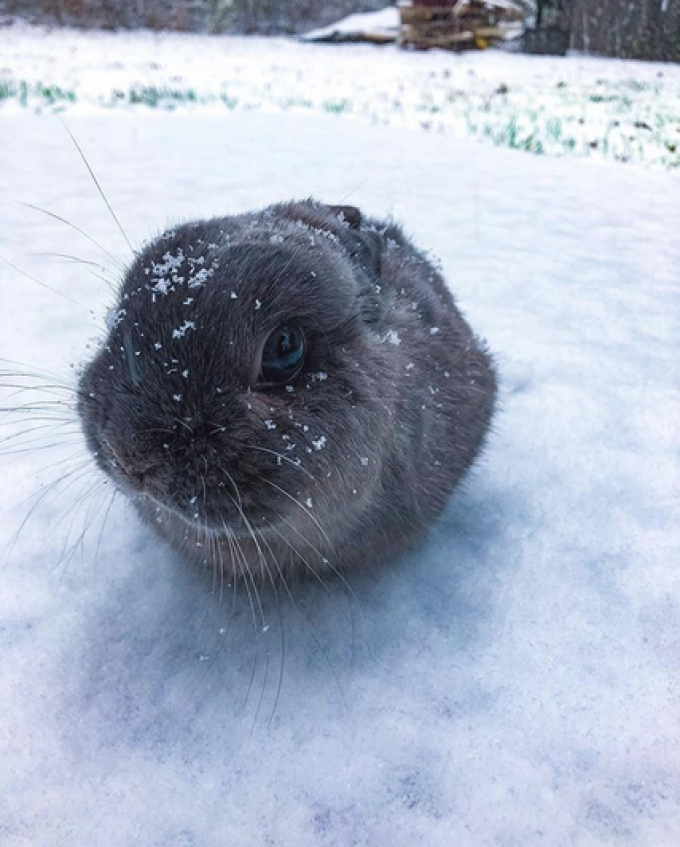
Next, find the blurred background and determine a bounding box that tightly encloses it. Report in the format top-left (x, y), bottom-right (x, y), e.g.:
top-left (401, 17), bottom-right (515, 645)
top-left (1, 1), bottom-right (679, 169)
top-left (0, 0), bottom-right (678, 60)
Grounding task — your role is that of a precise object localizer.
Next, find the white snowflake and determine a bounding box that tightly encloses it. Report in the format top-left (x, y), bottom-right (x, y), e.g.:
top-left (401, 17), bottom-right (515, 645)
top-left (381, 330), bottom-right (401, 346)
top-left (172, 320), bottom-right (196, 339)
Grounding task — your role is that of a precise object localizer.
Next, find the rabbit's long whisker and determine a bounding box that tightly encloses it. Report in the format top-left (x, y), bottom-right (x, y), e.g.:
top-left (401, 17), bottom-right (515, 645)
top-left (60, 119), bottom-right (136, 257)
top-left (253, 526), bottom-right (287, 726)
top-left (268, 506), bottom-right (364, 617)
top-left (243, 443), bottom-right (316, 481)
top-left (0, 438), bottom-right (84, 460)
top-left (5, 462), bottom-right (95, 562)
top-left (223, 490), bottom-right (281, 729)
top-left (0, 359), bottom-right (78, 387)
top-left (258, 520), bottom-right (347, 711)
top-left (1, 256), bottom-right (94, 314)
top-left (1, 195), bottom-right (127, 272)
top-left (0, 420), bottom-right (79, 446)
top-left (226, 525), bottom-right (263, 713)
top-left (260, 476), bottom-right (335, 553)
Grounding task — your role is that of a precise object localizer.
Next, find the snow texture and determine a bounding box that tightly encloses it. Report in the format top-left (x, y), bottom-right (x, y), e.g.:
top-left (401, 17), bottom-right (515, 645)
top-left (1, 23), bottom-right (679, 168)
top-left (300, 7), bottom-right (400, 43)
top-left (0, 104), bottom-right (679, 846)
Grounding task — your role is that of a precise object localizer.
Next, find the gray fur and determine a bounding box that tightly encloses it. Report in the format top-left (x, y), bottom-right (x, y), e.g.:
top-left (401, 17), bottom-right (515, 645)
top-left (78, 200), bottom-right (497, 582)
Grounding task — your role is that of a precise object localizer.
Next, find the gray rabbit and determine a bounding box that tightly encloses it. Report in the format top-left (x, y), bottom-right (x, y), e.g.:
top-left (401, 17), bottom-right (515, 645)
top-left (78, 200), bottom-right (497, 582)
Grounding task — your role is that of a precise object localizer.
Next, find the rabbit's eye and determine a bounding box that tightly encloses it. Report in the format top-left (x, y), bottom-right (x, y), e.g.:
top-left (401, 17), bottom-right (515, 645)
top-left (260, 324), bottom-right (306, 384)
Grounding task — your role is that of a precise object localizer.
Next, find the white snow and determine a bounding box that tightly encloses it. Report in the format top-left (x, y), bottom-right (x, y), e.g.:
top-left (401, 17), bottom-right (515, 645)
top-left (0, 90), bottom-right (679, 846)
top-left (0, 23), bottom-right (679, 168)
top-left (171, 320), bottom-right (196, 339)
top-left (300, 7), bottom-right (400, 44)
top-left (381, 329), bottom-right (402, 345)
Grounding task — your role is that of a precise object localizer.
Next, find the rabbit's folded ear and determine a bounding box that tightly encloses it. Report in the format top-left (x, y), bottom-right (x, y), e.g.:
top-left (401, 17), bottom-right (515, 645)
top-left (272, 200), bottom-right (384, 324)
top-left (316, 203), bottom-right (381, 279)
top-left (320, 205), bottom-right (384, 325)
top-left (274, 200), bottom-right (382, 279)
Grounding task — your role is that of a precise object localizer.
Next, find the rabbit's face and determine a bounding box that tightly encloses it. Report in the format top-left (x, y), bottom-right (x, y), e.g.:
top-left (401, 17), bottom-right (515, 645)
top-left (78, 204), bottom-right (394, 538)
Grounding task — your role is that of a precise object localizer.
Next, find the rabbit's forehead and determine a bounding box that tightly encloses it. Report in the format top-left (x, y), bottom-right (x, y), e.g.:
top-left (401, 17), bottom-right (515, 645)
top-left (116, 236), bottom-right (357, 345)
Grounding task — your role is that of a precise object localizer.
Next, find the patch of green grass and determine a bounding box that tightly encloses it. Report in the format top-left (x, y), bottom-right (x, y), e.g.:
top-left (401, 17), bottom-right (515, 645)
top-left (0, 79), bottom-right (77, 106)
top-left (622, 79), bottom-right (651, 93)
top-left (322, 98), bottom-right (350, 115)
top-left (36, 83), bottom-right (76, 104)
top-left (0, 72), bottom-right (676, 170)
top-left (280, 96), bottom-right (313, 110)
top-left (546, 116), bottom-right (563, 142)
top-left (0, 80), bottom-right (18, 100)
top-left (220, 91), bottom-right (239, 109)
top-left (589, 93), bottom-right (619, 103)
top-left (128, 85), bottom-right (198, 106)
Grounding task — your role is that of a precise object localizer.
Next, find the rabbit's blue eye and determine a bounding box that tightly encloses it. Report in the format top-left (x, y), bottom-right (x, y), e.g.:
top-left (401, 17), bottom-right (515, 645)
top-left (261, 325), bottom-right (306, 383)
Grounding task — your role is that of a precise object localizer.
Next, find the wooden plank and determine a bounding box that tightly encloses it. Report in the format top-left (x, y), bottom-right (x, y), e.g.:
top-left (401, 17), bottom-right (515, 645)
top-left (399, 1), bottom-right (523, 24)
top-left (398, 0), bottom-right (522, 50)
top-left (401, 26), bottom-right (477, 45)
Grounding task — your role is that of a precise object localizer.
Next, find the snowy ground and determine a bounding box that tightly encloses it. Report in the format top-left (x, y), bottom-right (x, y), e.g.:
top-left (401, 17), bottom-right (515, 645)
top-left (0, 23), bottom-right (679, 168)
top-left (1, 71), bottom-right (680, 847)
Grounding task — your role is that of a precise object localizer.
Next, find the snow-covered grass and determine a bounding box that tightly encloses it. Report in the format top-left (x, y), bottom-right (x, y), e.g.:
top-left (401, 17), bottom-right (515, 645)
top-left (0, 23), bottom-right (679, 168)
top-left (1, 106), bottom-right (679, 845)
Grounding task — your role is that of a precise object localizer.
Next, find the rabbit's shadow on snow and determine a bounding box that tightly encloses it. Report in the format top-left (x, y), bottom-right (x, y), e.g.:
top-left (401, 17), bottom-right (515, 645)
top-left (67, 473), bottom-right (515, 742)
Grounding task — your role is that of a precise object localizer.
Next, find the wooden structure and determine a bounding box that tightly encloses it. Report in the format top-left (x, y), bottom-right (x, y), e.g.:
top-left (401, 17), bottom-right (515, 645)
top-left (399, 0), bottom-right (524, 51)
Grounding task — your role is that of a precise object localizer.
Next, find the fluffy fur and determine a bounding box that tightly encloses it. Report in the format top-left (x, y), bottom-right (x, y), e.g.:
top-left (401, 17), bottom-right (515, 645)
top-left (78, 200), bottom-right (497, 581)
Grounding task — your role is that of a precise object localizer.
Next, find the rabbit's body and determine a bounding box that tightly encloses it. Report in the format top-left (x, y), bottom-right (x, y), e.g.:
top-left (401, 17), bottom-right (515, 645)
top-left (78, 201), bottom-right (496, 581)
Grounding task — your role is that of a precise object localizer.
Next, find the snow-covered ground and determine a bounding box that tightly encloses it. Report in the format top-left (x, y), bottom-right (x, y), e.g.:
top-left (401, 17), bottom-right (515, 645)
top-left (1, 23), bottom-right (679, 168)
top-left (1, 55), bottom-right (680, 847)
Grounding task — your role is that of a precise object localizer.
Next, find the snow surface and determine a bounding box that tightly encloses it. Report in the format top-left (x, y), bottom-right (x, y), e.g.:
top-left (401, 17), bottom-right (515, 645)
top-left (1, 23), bottom-right (679, 168)
top-left (1, 105), bottom-right (679, 846)
top-left (300, 7), bottom-right (400, 43)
